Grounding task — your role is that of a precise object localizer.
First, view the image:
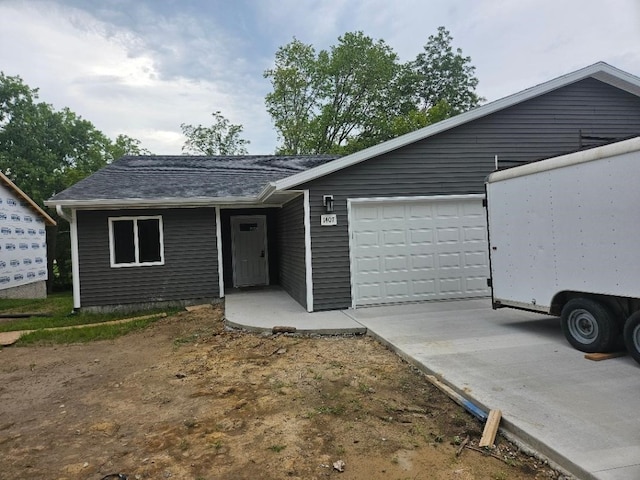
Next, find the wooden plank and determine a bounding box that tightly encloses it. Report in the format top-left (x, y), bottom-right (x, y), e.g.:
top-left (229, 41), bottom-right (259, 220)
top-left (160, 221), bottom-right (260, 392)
top-left (185, 304), bottom-right (212, 312)
top-left (584, 352), bottom-right (626, 361)
top-left (479, 409), bottom-right (502, 447)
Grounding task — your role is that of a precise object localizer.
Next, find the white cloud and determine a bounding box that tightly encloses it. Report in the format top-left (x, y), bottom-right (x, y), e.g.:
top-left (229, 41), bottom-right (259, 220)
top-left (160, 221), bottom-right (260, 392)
top-left (0, 0), bottom-right (638, 157)
top-left (0, 0), bottom-right (276, 154)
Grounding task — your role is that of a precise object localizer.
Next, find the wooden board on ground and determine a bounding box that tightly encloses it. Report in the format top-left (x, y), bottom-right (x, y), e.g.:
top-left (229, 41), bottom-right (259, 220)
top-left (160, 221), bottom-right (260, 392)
top-left (479, 409), bottom-right (502, 447)
top-left (584, 352), bottom-right (626, 361)
top-left (185, 304), bottom-right (212, 312)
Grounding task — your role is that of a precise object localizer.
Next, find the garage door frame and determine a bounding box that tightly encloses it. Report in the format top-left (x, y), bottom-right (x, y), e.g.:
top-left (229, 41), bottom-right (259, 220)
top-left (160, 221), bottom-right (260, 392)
top-left (347, 194), bottom-right (487, 308)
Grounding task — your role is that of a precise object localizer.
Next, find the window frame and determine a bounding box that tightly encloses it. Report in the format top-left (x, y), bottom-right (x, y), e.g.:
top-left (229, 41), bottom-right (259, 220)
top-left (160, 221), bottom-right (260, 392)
top-left (108, 215), bottom-right (165, 268)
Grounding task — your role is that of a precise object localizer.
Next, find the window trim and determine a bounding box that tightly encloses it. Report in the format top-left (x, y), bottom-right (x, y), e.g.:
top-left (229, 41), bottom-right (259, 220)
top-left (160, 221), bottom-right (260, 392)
top-left (108, 215), bottom-right (165, 268)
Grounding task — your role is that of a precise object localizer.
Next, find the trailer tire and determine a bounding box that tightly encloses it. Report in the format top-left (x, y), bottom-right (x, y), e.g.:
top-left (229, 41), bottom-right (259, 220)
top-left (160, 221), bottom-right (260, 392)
top-left (623, 311), bottom-right (640, 365)
top-left (561, 298), bottom-right (617, 353)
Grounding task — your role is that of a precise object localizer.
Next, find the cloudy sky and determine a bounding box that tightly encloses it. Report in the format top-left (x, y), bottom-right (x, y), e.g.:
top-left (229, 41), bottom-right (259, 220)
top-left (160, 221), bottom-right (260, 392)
top-left (1, 0), bottom-right (638, 155)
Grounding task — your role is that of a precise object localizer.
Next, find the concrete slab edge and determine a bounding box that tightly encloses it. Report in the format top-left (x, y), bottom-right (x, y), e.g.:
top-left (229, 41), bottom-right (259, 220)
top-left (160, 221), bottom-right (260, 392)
top-left (224, 318), bottom-right (367, 336)
top-left (364, 327), bottom-right (591, 480)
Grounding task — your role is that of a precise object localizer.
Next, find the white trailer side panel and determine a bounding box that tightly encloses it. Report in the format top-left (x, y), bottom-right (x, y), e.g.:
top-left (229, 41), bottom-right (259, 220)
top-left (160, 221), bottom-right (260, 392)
top-left (487, 145), bottom-right (640, 310)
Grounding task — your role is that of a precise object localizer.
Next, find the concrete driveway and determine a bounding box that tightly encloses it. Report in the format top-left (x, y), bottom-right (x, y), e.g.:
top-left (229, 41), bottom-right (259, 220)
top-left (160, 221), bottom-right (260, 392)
top-left (346, 299), bottom-right (640, 480)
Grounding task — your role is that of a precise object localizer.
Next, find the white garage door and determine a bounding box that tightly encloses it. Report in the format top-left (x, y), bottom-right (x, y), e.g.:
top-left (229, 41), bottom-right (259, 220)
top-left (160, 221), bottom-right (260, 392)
top-left (350, 196), bottom-right (490, 307)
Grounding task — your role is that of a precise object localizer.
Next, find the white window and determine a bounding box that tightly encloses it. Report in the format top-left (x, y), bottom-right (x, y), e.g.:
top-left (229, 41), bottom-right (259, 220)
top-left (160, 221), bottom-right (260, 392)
top-left (108, 216), bottom-right (164, 267)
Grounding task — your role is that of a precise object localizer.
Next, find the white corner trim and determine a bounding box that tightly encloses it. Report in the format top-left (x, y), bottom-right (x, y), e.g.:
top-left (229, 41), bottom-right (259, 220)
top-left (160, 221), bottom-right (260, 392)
top-left (215, 206), bottom-right (224, 298)
top-left (346, 199), bottom-right (357, 310)
top-left (304, 190), bottom-right (313, 312)
top-left (70, 209), bottom-right (81, 309)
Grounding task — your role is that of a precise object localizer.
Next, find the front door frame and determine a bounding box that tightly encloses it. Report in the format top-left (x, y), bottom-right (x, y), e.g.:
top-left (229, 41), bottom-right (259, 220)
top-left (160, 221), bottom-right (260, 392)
top-left (230, 214), bottom-right (269, 287)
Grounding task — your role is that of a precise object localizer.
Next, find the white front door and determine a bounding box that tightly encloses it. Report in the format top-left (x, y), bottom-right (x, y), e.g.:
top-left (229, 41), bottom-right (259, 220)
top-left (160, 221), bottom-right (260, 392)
top-left (231, 215), bottom-right (269, 287)
top-left (349, 196), bottom-right (489, 307)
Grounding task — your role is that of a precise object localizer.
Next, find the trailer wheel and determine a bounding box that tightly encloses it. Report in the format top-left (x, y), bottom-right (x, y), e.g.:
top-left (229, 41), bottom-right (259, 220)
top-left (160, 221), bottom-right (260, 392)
top-left (560, 298), bottom-right (617, 353)
top-left (623, 312), bottom-right (640, 365)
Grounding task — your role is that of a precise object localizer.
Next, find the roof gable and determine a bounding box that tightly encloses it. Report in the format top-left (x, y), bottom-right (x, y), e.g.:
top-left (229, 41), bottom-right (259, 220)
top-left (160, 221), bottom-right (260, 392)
top-left (0, 172), bottom-right (56, 226)
top-left (273, 62), bottom-right (640, 191)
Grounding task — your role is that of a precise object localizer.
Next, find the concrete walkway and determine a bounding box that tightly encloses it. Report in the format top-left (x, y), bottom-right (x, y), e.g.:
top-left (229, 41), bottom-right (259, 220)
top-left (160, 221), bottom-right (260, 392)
top-left (224, 288), bottom-right (365, 334)
top-left (226, 290), bottom-right (640, 480)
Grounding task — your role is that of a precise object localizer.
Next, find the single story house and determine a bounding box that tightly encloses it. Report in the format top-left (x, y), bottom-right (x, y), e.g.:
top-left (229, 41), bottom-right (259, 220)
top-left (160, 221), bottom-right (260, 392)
top-left (46, 62), bottom-right (640, 313)
top-left (0, 172), bottom-right (56, 299)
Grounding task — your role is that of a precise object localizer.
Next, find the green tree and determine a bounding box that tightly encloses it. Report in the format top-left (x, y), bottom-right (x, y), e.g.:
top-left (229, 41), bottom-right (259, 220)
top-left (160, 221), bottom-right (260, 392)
top-left (264, 39), bottom-right (321, 155)
top-left (265, 32), bottom-right (409, 154)
top-left (411, 26), bottom-right (483, 115)
top-left (181, 111), bottom-right (250, 155)
top-left (264, 28), bottom-right (482, 155)
top-left (109, 133), bottom-right (152, 159)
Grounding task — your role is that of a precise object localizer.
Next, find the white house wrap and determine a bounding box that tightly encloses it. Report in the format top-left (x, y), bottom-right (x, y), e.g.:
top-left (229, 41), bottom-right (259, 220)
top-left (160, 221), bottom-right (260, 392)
top-left (0, 173), bottom-right (56, 296)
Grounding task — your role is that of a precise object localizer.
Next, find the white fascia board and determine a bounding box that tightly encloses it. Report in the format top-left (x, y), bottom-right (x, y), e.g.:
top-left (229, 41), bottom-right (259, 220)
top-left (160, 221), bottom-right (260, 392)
top-left (257, 182), bottom-right (277, 202)
top-left (44, 196), bottom-right (259, 209)
top-left (273, 62), bottom-right (640, 192)
top-left (487, 135), bottom-right (640, 183)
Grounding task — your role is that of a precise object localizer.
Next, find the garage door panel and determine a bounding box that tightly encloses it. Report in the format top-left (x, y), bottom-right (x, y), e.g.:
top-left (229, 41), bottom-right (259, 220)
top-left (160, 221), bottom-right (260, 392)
top-left (466, 276), bottom-right (489, 292)
top-left (410, 254), bottom-right (435, 270)
top-left (435, 202), bottom-right (459, 218)
top-left (465, 251), bottom-right (488, 267)
top-left (436, 227), bottom-right (461, 244)
top-left (353, 230), bottom-right (379, 248)
top-left (413, 279), bottom-right (437, 295)
top-left (382, 230), bottom-right (406, 246)
top-left (355, 256), bottom-right (381, 274)
top-left (351, 198), bottom-right (489, 307)
top-left (438, 253), bottom-right (462, 269)
top-left (463, 226), bottom-right (486, 242)
top-left (382, 205), bottom-right (406, 219)
top-left (356, 282), bottom-right (383, 302)
top-left (384, 255), bottom-right (409, 272)
top-left (409, 229), bottom-right (434, 245)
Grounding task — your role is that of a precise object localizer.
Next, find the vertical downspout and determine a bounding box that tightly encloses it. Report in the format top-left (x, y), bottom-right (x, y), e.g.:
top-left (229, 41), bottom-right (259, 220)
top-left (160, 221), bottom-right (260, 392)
top-left (215, 206), bottom-right (224, 298)
top-left (303, 190), bottom-right (314, 312)
top-left (57, 205), bottom-right (80, 310)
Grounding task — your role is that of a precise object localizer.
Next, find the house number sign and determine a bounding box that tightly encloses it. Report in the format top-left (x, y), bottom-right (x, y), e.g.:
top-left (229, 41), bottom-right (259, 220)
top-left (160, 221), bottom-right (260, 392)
top-left (320, 214), bottom-right (337, 226)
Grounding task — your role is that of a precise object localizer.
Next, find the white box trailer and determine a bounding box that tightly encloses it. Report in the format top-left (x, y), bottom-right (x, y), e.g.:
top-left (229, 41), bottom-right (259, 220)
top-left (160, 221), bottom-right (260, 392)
top-left (485, 136), bottom-right (640, 363)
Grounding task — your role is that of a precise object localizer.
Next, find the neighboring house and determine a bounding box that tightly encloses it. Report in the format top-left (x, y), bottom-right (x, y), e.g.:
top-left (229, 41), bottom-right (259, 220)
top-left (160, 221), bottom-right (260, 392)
top-left (46, 62), bottom-right (640, 313)
top-left (0, 172), bottom-right (56, 299)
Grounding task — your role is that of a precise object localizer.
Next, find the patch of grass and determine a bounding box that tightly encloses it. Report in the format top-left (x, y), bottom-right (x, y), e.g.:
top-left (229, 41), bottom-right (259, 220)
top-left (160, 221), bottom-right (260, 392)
top-left (358, 382), bottom-right (375, 394)
top-left (0, 291), bottom-right (179, 344)
top-left (210, 440), bottom-right (224, 451)
top-left (268, 444), bottom-right (286, 453)
top-left (183, 419), bottom-right (197, 429)
top-left (315, 404), bottom-right (346, 416)
top-left (0, 292), bottom-right (72, 317)
top-left (16, 316), bottom-right (163, 345)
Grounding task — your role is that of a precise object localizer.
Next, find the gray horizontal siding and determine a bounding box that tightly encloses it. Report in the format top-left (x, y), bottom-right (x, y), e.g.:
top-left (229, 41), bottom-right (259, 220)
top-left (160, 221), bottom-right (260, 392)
top-left (302, 78), bottom-right (640, 310)
top-left (77, 208), bottom-right (218, 308)
top-left (277, 195), bottom-right (307, 309)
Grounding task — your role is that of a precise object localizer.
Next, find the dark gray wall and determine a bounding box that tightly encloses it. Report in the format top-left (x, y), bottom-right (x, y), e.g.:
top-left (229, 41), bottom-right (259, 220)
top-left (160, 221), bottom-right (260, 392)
top-left (77, 208), bottom-right (219, 307)
top-left (277, 195), bottom-right (306, 309)
top-left (301, 78), bottom-right (640, 310)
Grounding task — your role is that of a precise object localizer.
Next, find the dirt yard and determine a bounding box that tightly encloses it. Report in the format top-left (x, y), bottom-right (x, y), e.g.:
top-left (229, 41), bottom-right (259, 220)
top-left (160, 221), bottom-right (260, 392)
top-left (0, 306), bottom-right (563, 480)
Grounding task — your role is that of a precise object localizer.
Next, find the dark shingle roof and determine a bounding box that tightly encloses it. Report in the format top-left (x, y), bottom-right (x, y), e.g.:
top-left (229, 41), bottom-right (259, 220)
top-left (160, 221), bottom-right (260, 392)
top-left (49, 154), bottom-right (340, 202)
